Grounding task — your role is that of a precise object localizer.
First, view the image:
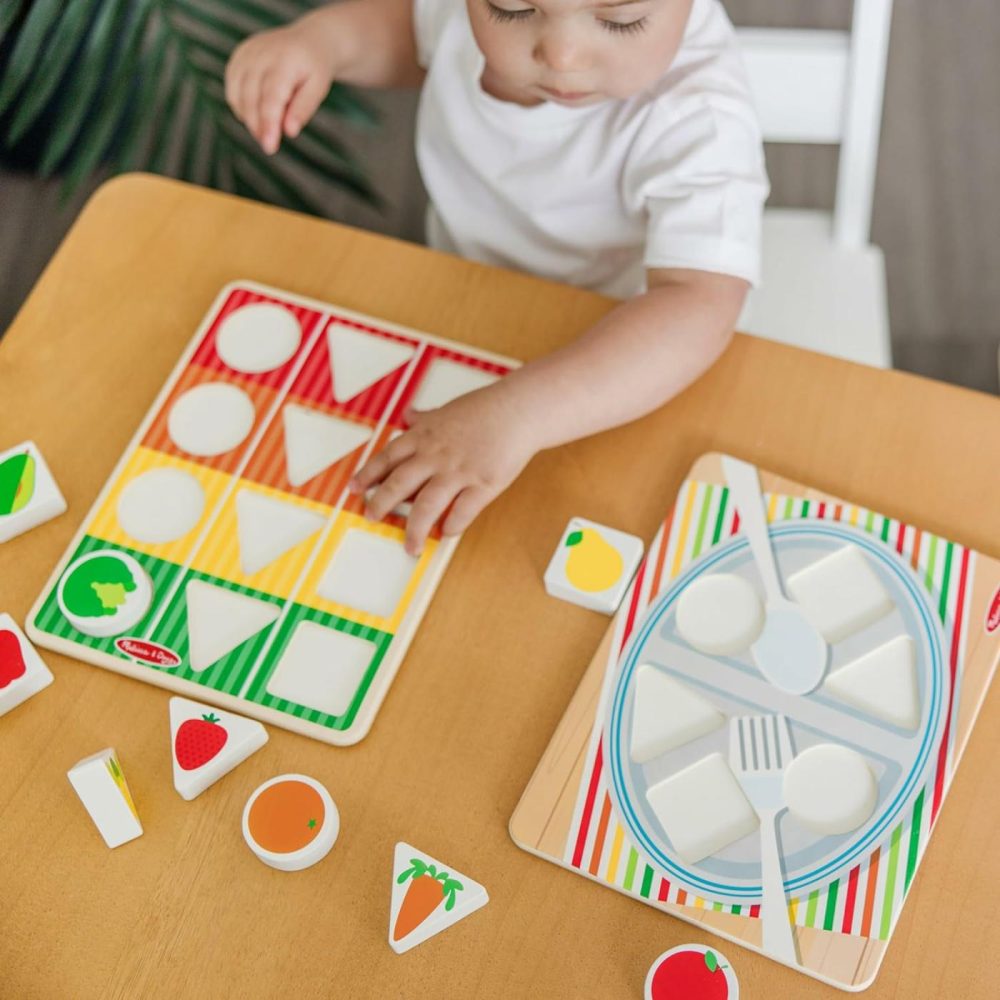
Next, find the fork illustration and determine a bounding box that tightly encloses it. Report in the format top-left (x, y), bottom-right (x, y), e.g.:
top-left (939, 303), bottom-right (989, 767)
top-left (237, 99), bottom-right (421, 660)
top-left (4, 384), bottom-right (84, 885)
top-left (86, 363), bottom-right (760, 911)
top-left (729, 713), bottom-right (799, 965)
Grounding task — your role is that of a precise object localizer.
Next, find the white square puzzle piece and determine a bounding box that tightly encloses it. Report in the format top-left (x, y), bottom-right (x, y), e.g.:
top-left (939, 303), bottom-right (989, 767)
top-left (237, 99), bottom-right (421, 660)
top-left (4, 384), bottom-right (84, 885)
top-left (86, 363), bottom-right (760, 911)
top-left (389, 842), bottom-right (489, 954)
top-left (170, 696), bottom-right (269, 800)
top-left (645, 753), bottom-right (759, 864)
top-left (0, 613), bottom-right (54, 717)
top-left (0, 440), bottom-right (66, 543)
top-left (318, 529), bottom-right (417, 618)
top-left (266, 621), bottom-right (376, 717)
top-left (67, 748), bottom-right (143, 848)
top-left (787, 545), bottom-right (894, 643)
top-left (544, 517), bottom-right (644, 614)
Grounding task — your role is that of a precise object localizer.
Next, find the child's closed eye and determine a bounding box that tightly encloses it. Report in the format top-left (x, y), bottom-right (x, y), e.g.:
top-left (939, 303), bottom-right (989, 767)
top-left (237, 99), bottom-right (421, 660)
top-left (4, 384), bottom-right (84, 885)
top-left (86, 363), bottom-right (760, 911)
top-left (485, 1), bottom-right (535, 23)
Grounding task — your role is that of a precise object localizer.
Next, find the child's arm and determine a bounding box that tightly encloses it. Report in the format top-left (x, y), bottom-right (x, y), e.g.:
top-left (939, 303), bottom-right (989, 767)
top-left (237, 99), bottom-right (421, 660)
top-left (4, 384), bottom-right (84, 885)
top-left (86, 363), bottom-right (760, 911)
top-left (352, 269), bottom-right (748, 554)
top-left (225, 0), bottom-right (421, 155)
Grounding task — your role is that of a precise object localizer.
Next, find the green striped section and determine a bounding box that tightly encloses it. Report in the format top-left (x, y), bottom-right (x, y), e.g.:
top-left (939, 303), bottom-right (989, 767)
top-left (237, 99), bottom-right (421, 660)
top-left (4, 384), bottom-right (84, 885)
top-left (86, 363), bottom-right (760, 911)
top-left (31, 536), bottom-right (183, 661)
top-left (147, 569), bottom-right (284, 696)
top-left (639, 864), bottom-right (654, 898)
top-left (823, 879), bottom-right (840, 930)
top-left (805, 889), bottom-right (820, 927)
top-left (244, 603), bottom-right (392, 731)
top-left (904, 790), bottom-right (925, 890)
top-left (623, 848), bottom-right (639, 892)
top-left (879, 822), bottom-right (904, 939)
top-left (938, 543), bottom-right (954, 624)
top-left (711, 487), bottom-right (729, 544)
top-left (692, 484), bottom-right (714, 556)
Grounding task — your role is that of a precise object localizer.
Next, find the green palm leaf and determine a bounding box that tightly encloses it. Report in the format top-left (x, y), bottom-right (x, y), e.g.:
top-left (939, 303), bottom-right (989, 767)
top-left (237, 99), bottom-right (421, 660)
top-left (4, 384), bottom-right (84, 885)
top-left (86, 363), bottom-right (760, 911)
top-left (0, 0), bottom-right (380, 212)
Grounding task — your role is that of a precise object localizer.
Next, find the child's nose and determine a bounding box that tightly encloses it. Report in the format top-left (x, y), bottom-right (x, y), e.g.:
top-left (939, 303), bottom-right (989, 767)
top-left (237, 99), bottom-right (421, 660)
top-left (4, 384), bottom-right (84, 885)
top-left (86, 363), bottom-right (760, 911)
top-left (534, 29), bottom-right (590, 74)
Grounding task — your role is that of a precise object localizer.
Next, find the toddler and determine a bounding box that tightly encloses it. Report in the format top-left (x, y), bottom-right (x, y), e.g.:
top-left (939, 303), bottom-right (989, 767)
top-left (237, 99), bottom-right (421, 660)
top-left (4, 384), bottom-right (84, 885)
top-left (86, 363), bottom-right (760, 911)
top-left (226, 0), bottom-right (769, 554)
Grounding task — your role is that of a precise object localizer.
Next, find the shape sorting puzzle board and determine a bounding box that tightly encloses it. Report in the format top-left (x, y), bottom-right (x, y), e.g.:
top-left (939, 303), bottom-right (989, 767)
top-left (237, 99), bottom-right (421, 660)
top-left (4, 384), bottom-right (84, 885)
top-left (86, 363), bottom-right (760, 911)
top-left (510, 453), bottom-right (1000, 992)
top-left (27, 281), bottom-right (517, 745)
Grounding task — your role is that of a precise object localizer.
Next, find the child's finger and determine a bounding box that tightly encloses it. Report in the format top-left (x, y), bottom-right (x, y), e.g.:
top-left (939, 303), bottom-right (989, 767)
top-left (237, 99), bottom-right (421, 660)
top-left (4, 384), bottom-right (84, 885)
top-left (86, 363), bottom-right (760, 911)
top-left (240, 69), bottom-right (265, 144)
top-left (365, 460), bottom-right (433, 523)
top-left (259, 70), bottom-right (296, 154)
top-left (351, 435), bottom-right (416, 492)
top-left (405, 475), bottom-right (462, 555)
top-left (441, 485), bottom-right (491, 537)
top-left (283, 74), bottom-right (329, 139)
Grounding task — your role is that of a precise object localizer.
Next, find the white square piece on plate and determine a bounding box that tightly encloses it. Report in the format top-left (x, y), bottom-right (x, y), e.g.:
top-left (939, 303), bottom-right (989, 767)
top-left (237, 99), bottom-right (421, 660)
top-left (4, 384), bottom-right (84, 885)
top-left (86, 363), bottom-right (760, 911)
top-left (67, 748), bottom-right (143, 849)
top-left (0, 613), bottom-right (54, 717)
top-left (787, 545), bottom-right (894, 643)
top-left (645, 753), bottom-right (759, 864)
top-left (544, 517), bottom-right (644, 614)
top-left (266, 621), bottom-right (376, 717)
top-left (317, 529), bottom-right (417, 619)
top-left (0, 441), bottom-right (67, 543)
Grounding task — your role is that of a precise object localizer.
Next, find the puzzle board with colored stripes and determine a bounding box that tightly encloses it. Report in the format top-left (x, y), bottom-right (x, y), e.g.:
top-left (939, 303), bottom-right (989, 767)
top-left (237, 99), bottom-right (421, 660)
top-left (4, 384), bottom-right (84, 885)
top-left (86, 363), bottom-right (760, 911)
top-left (27, 281), bottom-right (517, 745)
top-left (510, 452), bottom-right (1000, 991)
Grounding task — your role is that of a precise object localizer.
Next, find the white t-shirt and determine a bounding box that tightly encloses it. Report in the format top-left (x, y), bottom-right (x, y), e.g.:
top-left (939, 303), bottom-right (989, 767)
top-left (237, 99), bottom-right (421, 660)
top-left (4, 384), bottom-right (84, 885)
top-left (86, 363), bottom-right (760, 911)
top-left (413, 0), bottom-right (769, 298)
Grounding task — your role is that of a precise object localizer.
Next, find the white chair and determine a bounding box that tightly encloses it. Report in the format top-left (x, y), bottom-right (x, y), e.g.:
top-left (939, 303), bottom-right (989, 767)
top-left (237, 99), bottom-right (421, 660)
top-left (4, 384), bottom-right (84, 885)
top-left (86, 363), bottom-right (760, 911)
top-left (736, 1), bottom-right (894, 368)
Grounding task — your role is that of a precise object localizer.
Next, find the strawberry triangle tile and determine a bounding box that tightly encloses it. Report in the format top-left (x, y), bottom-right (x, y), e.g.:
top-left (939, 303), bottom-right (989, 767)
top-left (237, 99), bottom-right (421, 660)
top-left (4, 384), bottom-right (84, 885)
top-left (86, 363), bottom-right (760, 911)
top-left (389, 842), bottom-right (489, 954)
top-left (170, 696), bottom-right (268, 800)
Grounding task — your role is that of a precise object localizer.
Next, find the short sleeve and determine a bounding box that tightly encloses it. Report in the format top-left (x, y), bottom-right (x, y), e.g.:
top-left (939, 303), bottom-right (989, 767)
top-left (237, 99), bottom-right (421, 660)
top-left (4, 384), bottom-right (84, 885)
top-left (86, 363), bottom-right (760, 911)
top-left (626, 95), bottom-right (770, 287)
top-left (413, 0), bottom-right (460, 69)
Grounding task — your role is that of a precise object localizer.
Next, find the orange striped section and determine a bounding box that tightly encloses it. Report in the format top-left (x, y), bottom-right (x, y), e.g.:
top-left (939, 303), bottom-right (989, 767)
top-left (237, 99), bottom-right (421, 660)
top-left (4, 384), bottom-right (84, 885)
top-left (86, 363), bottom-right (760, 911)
top-left (588, 793), bottom-right (613, 876)
top-left (860, 846), bottom-right (881, 937)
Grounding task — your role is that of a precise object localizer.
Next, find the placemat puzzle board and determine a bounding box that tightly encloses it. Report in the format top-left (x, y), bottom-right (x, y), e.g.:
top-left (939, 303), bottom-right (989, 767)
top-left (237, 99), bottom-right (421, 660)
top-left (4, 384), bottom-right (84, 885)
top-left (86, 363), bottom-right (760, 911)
top-left (511, 452), bottom-right (1000, 991)
top-left (27, 281), bottom-right (517, 745)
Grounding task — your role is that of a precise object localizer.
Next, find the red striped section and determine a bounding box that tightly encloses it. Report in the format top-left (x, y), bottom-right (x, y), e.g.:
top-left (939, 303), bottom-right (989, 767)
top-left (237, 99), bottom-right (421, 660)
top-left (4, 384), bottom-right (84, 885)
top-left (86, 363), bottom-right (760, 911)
top-left (571, 741), bottom-right (604, 869)
top-left (841, 864), bottom-right (861, 933)
top-left (931, 547), bottom-right (971, 820)
top-left (817, 502), bottom-right (827, 518)
top-left (731, 510), bottom-right (741, 535)
top-left (618, 557), bottom-right (648, 655)
top-left (656, 878), bottom-right (671, 902)
top-left (895, 521), bottom-right (907, 556)
top-left (191, 287), bottom-right (323, 389)
top-left (749, 904), bottom-right (760, 918)
top-left (648, 511), bottom-right (674, 598)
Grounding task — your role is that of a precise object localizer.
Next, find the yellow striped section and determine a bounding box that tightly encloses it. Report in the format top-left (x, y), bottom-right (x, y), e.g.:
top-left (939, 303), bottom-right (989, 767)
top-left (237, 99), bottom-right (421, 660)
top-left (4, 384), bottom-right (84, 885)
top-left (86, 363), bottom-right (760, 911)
top-left (849, 505), bottom-right (861, 526)
top-left (788, 896), bottom-right (799, 923)
top-left (86, 447), bottom-right (230, 565)
top-left (669, 483), bottom-right (698, 580)
top-left (766, 493), bottom-right (780, 522)
top-left (605, 824), bottom-right (625, 882)
top-left (298, 511), bottom-right (437, 633)
top-left (190, 479), bottom-right (334, 600)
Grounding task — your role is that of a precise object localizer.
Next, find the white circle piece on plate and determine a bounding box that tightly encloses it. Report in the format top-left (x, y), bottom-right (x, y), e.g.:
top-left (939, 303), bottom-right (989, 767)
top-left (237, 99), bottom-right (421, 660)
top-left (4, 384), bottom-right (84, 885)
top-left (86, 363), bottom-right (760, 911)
top-left (57, 550), bottom-right (153, 638)
top-left (216, 302), bottom-right (302, 374)
top-left (242, 773), bottom-right (340, 872)
top-left (783, 743), bottom-right (877, 836)
top-left (116, 467), bottom-right (206, 544)
top-left (167, 383), bottom-right (255, 457)
top-left (675, 573), bottom-right (764, 655)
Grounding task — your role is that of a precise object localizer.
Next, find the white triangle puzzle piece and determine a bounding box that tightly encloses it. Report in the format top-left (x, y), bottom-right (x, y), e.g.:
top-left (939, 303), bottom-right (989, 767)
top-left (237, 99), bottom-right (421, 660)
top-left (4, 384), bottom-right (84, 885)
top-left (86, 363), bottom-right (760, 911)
top-left (410, 359), bottom-right (499, 412)
top-left (184, 580), bottom-right (281, 672)
top-left (235, 489), bottom-right (326, 576)
top-left (170, 696), bottom-right (269, 800)
top-left (630, 665), bottom-right (725, 763)
top-left (823, 635), bottom-right (920, 730)
top-left (282, 404), bottom-right (372, 487)
top-left (328, 324), bottom-right (415, 403)
top-left (389, 842), bottom-right (489, 954)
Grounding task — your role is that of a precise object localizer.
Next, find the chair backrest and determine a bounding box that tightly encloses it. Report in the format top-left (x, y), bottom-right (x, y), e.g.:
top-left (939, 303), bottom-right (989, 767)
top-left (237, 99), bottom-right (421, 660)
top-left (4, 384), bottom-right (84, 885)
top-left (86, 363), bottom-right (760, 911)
top-left (735, 1), bottom-right (894, 248)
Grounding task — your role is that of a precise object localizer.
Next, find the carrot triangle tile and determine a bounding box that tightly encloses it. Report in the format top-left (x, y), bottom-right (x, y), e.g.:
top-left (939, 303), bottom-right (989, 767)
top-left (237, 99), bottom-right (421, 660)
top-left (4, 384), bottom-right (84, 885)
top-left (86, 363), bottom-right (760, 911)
top-left (170, 696), bottom-right (268, 801)
top-left (389, 842), bottom-right (489, 954)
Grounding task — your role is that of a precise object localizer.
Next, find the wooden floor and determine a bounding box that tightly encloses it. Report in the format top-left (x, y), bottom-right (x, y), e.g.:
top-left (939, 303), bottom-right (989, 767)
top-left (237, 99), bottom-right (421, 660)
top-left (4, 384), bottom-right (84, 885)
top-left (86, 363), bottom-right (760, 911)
top-left (2, 0), bottom-right (999, 395)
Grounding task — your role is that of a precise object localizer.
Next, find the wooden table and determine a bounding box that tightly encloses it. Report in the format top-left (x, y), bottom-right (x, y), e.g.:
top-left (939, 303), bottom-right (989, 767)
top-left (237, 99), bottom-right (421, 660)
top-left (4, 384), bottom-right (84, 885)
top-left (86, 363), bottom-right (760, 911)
top-left (2, 174), bottom-right (998, 1000)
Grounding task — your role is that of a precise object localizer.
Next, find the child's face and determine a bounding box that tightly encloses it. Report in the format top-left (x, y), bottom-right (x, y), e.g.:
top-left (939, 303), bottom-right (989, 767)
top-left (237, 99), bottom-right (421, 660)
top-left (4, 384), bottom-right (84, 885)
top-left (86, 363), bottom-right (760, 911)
top-left (467, 0), bottom-right (694, 106)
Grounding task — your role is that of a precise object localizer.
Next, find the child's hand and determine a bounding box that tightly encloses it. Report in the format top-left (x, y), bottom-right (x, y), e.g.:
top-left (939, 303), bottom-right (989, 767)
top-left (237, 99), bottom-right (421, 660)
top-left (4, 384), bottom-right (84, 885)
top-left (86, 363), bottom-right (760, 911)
top-left (350, 386), bottom-right (539, 555)
top-left (225, 21), bottom-right (337, 155)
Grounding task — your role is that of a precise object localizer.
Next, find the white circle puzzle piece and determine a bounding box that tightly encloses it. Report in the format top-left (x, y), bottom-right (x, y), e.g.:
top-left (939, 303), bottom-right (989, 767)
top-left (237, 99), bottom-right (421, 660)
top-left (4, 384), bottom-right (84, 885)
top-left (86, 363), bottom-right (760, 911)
top-left (216, 302), bottom-right (302, 373)
top-left (675, 573), bottom-right (764, 655)
top-left (167, 383), bottom-right (255, 457)
top-left (242, 774), bottom-right (339, 871)
top-left (783, 743), bottom-right (877, 836)
top-left (57, 550), bottom-right (153, 638)
top-left (116, 467), bottom-right (206, 544)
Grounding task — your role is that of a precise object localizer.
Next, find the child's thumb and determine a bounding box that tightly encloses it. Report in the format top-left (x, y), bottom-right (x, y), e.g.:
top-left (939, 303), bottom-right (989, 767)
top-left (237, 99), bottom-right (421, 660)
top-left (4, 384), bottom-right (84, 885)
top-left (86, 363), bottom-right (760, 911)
top-left (283, 75), bottom-right (329, 138)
